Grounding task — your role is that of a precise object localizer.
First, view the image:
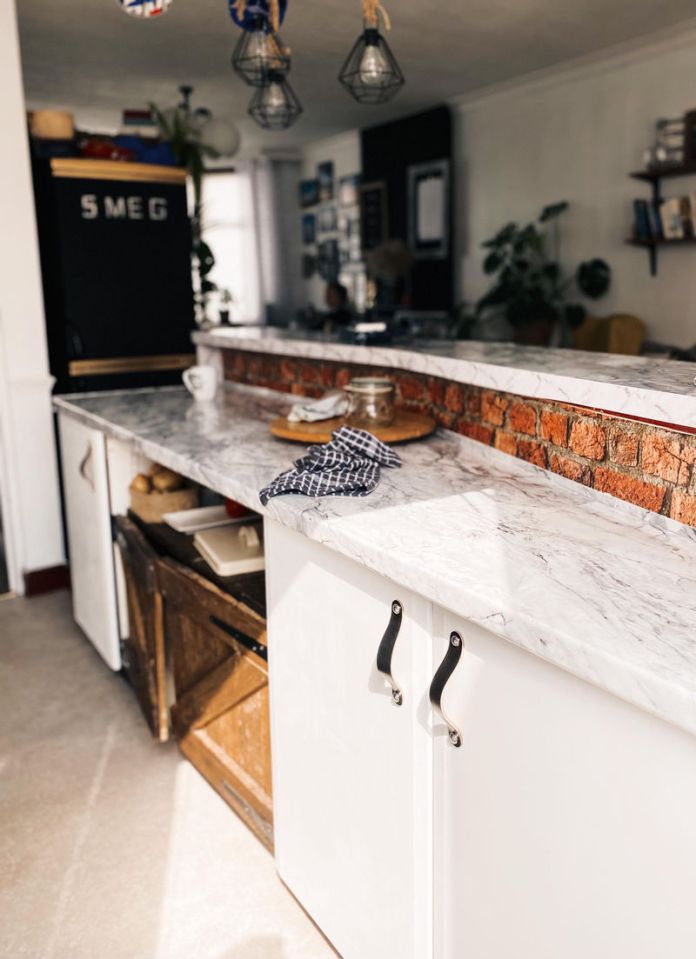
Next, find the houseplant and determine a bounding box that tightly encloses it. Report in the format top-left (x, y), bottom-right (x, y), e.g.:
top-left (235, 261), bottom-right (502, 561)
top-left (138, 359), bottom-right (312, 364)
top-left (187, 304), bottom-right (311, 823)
top-left (457, 202), bottom-right (611, 346)
top-left (150, 101), bottom-right (220, 326)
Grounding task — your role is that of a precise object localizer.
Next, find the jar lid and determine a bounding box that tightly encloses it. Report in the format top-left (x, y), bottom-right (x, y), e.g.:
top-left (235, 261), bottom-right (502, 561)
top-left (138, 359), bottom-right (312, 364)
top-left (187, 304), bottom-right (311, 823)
top-left (346, 377), bottom-right (394, 394)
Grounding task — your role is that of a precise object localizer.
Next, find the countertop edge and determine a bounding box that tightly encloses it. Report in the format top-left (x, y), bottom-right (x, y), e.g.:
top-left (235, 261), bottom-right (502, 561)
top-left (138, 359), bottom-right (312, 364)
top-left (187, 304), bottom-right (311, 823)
top-left (193, 330), bottom-right (696, 429)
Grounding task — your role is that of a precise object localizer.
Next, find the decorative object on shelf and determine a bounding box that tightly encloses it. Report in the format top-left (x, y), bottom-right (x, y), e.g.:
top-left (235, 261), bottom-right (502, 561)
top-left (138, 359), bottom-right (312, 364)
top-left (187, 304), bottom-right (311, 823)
top-left (318, 160), bottom-right (334, 201)
top-left (454, 202), bottom-right (612, 347)
top-left (116, 0), bottom-right (172, 17)
top-left (643, 116), bottom-right (686, 169)
top-left (302, 253), bottom-right (316, 278)
top-left (338, 0), bottom-right (404, 104)
top-left (231, 12), bottom-right (291, 86)
top-left (407, 158), bottom-right (449, 259)
top-left (248, 70), bottom-right (303, 130)
top-left (151, 86), bottom-right (240, 327)
top-left (627, 164), bottom-right (696, 275)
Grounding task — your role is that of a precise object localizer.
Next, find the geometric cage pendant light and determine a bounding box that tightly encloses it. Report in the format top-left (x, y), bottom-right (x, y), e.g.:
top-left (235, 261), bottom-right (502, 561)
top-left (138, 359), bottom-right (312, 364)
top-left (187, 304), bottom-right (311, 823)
top-left (338, 0), bottom-right (405, 104)
top-left (232, 12), bottom-right (291, 86)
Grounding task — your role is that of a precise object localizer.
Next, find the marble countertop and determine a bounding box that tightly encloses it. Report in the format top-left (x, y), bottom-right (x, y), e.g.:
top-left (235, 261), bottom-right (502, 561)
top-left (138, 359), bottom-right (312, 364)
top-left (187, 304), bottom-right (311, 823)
top-left (194, 326), bottom-right (696, 429)
top-left (55, 384), bottom-right (696, 737)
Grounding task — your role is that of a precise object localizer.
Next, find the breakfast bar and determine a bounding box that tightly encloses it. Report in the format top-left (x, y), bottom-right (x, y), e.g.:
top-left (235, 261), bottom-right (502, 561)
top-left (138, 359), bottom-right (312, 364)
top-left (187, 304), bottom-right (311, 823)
top-left (53, 332), bottom-right (696, 959)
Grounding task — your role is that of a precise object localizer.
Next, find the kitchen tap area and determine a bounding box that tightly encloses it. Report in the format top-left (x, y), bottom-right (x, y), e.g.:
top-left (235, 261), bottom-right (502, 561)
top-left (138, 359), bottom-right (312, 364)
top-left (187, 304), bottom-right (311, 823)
top-left (6, 1), bottom-right (696, 957)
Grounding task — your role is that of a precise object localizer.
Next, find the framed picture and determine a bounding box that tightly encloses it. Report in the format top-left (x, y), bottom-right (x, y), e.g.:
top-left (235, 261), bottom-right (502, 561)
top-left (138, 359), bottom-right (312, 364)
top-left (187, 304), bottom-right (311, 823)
top-left (317, 239), bottom-right (339, 281)
top-left (407, 159), bottom-right (450, 259)
top-left (299, 178), bottom-right (319, 208)
top-left (317, 161), bottom-right (334, 202)
top-left (318, 206), bottom-right (338, 233)
top-left (359, 180), bottom-right (388, 252)
top-left (302, 213), bottom-right (316, 245)
top-left (339, 173), bottom-right (361, 207)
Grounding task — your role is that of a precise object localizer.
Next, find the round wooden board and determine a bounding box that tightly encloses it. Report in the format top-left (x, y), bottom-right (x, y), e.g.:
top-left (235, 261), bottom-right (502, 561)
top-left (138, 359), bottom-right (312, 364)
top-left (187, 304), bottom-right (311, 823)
top-left (269, 410), bottom-right (437, 445)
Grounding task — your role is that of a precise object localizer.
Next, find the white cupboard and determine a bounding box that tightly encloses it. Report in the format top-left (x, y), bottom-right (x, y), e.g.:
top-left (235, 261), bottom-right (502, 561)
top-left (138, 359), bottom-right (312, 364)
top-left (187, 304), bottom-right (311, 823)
top-left (266, 522), bottom-right (696, 959)
top-left (57, 413), bottom-right (121, 670)
top-left (266, 521), bottom-right (434, 959)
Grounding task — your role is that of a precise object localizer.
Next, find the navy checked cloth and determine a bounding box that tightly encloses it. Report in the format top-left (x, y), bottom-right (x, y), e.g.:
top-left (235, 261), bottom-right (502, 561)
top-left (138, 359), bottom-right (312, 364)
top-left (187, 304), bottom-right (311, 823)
top-left (259, 426), bottom-right (401, 505)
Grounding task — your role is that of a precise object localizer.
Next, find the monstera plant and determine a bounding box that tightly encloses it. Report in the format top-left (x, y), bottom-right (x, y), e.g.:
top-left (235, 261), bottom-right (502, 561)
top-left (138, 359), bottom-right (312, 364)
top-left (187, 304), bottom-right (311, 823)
top-left (460, 202), bottom-right (611, 346)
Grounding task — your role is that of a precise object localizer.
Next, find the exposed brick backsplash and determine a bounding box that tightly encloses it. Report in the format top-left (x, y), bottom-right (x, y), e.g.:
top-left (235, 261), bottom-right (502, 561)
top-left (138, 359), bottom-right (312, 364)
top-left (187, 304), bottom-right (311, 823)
top-left (222, 348), bottom-right (696, 528)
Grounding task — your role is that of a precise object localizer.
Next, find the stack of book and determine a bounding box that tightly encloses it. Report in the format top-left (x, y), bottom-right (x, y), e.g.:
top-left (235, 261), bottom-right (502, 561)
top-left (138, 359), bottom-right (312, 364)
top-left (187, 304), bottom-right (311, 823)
top-left (633, 195), bottom-right (696, 241)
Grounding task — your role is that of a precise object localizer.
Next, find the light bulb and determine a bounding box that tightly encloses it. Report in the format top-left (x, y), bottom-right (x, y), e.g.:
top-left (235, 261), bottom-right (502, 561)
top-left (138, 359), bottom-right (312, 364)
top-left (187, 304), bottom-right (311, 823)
top-left (359, 42), bottom-right (390, 87)
top-left (263, 81), bottom-right (287, 115)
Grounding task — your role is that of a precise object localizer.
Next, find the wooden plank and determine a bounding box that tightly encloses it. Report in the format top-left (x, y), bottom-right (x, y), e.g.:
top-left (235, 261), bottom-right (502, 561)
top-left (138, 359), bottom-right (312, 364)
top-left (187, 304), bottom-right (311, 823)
top-left (179, 729), bottom-right (273, 850)
top-left (51, 157), bottom-right (188, 184)
top-left (172, 651), bottom-right (266, 732)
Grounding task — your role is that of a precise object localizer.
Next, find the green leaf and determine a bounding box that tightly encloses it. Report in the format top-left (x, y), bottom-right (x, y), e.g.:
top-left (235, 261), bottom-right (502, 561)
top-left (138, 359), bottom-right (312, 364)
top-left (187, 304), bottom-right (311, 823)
top-left (539, 201), bottom-right (569, 222)
top-left (483, 251), bottom-right (503, 274)
top-left (482, 222), bottom-right (517, 249)
top-left (576, 258), bottom-right (611, 299)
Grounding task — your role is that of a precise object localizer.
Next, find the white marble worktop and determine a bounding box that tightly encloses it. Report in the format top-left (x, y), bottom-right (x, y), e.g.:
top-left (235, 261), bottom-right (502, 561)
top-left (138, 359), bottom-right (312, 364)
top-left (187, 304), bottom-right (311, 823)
top-left (194, 326), bottom-right (696, 429)
top-left (55, 383), bottom-right (696, 737)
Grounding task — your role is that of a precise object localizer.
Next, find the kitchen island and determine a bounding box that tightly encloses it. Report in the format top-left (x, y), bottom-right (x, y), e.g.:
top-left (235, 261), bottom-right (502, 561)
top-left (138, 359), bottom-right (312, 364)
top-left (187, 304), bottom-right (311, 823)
top-left (54, 352), bottom-right (696, 959)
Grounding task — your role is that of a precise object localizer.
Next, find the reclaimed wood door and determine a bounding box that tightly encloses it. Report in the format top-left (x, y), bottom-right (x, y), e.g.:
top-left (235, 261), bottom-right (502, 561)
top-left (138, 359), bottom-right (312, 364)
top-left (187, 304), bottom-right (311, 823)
top-left (158, 557), bottom-right (272, 849)
top-left (113, 515), bottom-right (169, 741)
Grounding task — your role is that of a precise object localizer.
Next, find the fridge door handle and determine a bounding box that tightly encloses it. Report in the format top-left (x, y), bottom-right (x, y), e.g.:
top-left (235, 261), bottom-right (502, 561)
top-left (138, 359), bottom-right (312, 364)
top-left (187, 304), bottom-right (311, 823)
top-left (429, 631), bottom-right (464, 747)
top-left (376, 599), bottom-right (404, 706)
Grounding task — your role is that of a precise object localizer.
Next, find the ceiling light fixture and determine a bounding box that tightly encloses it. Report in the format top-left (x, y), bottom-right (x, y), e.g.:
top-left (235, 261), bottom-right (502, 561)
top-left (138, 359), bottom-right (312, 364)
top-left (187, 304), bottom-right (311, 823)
top-left (338, 0), bottom-right (404, 104)
top-left (232, 13), bottom-right (291, 86)
top-left (248, 70), bottom-right (303, 130)
top-left (116, 0), bottom-right (172, 17)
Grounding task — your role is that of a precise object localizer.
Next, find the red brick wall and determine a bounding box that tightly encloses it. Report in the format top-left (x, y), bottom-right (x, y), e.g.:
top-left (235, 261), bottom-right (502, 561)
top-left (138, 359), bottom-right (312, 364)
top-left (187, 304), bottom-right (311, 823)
top-left (222, 348), bottom-right (696, 528)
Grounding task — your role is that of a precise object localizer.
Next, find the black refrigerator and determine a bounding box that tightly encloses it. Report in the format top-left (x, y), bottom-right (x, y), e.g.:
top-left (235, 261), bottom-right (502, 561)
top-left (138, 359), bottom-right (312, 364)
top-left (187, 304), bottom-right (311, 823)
top-left (33, 157), bottom-right (196, 394)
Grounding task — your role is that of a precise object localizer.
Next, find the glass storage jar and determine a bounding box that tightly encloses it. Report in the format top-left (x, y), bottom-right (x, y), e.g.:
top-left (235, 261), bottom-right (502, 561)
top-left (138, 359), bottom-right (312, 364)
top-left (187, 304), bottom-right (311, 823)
top-left (345, 377), bottom-right (395, 428)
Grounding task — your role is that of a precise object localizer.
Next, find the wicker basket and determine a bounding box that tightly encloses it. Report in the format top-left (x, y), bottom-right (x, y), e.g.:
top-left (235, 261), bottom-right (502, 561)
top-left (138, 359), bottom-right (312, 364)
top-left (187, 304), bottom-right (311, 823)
top-left (130, 485), bottom-right (198, 524)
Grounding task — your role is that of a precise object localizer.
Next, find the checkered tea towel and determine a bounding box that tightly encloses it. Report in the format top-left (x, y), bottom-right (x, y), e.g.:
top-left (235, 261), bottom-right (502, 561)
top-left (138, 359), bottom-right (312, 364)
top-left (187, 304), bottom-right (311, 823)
top-left (259, 426), bottom-right (401, 506)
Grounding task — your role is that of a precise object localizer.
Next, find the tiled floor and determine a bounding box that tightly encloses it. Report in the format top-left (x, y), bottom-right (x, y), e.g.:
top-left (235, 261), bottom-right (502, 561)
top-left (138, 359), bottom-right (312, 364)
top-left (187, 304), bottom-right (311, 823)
top-left (0, 590), bottom-right (337, 959)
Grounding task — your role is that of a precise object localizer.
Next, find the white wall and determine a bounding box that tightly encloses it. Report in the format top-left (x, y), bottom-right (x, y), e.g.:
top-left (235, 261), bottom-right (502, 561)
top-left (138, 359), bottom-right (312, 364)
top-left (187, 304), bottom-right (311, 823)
top-left (300, 131), bottom-right (361, 310)
top-left (454, 28), bottom-right (696, 348)
top-left (0, 0), bottom-right (65, 591)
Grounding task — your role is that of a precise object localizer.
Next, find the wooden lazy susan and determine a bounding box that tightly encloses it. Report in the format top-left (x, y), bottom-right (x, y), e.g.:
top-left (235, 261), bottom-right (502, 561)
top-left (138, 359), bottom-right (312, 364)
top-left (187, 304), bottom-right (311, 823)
top-left (269, 410), bottom-right (437, 445)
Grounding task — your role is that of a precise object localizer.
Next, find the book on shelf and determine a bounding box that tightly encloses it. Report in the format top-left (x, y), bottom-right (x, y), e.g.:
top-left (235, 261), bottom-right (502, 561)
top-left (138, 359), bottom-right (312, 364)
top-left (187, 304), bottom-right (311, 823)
top-left (660, 196), bottom-right (685, 239)
top-left (633, 199), bottom-right (652, 240)
top-left (646, 200), bottom-right (663, 239)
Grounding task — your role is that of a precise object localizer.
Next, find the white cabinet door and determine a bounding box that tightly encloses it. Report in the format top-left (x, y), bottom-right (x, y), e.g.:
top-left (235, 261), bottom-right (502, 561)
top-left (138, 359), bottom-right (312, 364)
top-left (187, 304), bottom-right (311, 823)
top-left (266, 521), bottom-right (433, 959)
top-left (432, 606), bottom-right (696, 959)
top-left (58, 414), bottom-right (121, 670)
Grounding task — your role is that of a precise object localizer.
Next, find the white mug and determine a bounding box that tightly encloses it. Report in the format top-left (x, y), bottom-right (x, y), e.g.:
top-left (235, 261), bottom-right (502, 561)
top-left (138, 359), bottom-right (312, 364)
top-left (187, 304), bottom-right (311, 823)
top-left (183, 365), bottom-right (218, 402)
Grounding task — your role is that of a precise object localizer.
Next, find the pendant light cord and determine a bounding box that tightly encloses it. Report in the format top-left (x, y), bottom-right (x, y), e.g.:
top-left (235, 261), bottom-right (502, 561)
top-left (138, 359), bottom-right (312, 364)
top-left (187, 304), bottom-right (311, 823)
top-left (362, 0), bottom-right (391, 30)
top-left (232, 0), bottom-right (281, 32)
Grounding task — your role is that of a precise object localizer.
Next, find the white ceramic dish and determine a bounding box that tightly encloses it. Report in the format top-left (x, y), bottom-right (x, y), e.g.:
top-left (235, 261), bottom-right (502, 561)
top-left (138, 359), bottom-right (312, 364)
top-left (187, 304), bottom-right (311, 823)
top-left (162, 505), bottom-right (235, 534)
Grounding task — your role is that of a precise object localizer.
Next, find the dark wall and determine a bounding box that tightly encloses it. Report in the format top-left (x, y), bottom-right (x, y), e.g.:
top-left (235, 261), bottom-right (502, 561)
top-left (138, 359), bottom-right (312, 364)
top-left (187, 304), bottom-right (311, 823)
top-left (361, 104), bottom-right (454, 311)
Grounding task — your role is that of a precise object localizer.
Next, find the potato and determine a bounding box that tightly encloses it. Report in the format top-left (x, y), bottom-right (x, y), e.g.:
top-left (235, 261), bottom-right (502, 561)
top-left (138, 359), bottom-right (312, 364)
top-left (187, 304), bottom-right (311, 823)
top-left (151, 468), bottom-right (183, 492)
top-left (130, 473), bottom-right (152, 494)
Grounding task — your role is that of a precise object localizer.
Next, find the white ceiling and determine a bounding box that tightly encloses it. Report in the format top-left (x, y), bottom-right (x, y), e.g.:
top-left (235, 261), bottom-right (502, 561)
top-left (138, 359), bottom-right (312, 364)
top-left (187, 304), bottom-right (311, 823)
top-left (17, 0), bottom-right (696, 156)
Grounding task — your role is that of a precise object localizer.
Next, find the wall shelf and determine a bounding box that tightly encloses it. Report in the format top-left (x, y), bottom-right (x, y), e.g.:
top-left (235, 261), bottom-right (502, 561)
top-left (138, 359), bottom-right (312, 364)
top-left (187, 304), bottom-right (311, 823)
top-left (629, 164), bottom-right (696, 276)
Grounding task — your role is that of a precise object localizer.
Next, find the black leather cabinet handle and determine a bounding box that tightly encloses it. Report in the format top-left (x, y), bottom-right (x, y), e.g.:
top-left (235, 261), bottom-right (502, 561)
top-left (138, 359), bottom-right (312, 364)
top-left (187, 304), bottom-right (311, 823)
top-left (429, 631), bottom-right (464, 747)
top-left (376, 600), bottom-right (404, 706)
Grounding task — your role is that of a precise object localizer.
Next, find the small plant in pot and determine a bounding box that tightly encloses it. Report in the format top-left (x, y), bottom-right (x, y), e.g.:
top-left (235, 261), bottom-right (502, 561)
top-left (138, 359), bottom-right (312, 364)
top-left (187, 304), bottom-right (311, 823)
top-left (459, 202), bottom-right (611, 346)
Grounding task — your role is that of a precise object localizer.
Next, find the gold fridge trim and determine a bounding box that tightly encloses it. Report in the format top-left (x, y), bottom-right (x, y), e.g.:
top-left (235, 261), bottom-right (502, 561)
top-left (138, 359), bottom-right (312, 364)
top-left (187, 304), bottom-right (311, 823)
top-left (51, 158), bottom-right (188, 185)
top-left (68, 354), bottom-right (195, 377)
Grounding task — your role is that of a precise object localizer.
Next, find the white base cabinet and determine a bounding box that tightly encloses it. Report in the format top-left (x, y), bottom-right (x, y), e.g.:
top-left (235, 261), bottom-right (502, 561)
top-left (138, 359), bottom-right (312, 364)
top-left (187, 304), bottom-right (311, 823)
top-left (266, 521), bottom-right (433, 959)
top-left (266, 521), bottom-right (696, 959)
top-left (58, 413), bottom-right (121, 670)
